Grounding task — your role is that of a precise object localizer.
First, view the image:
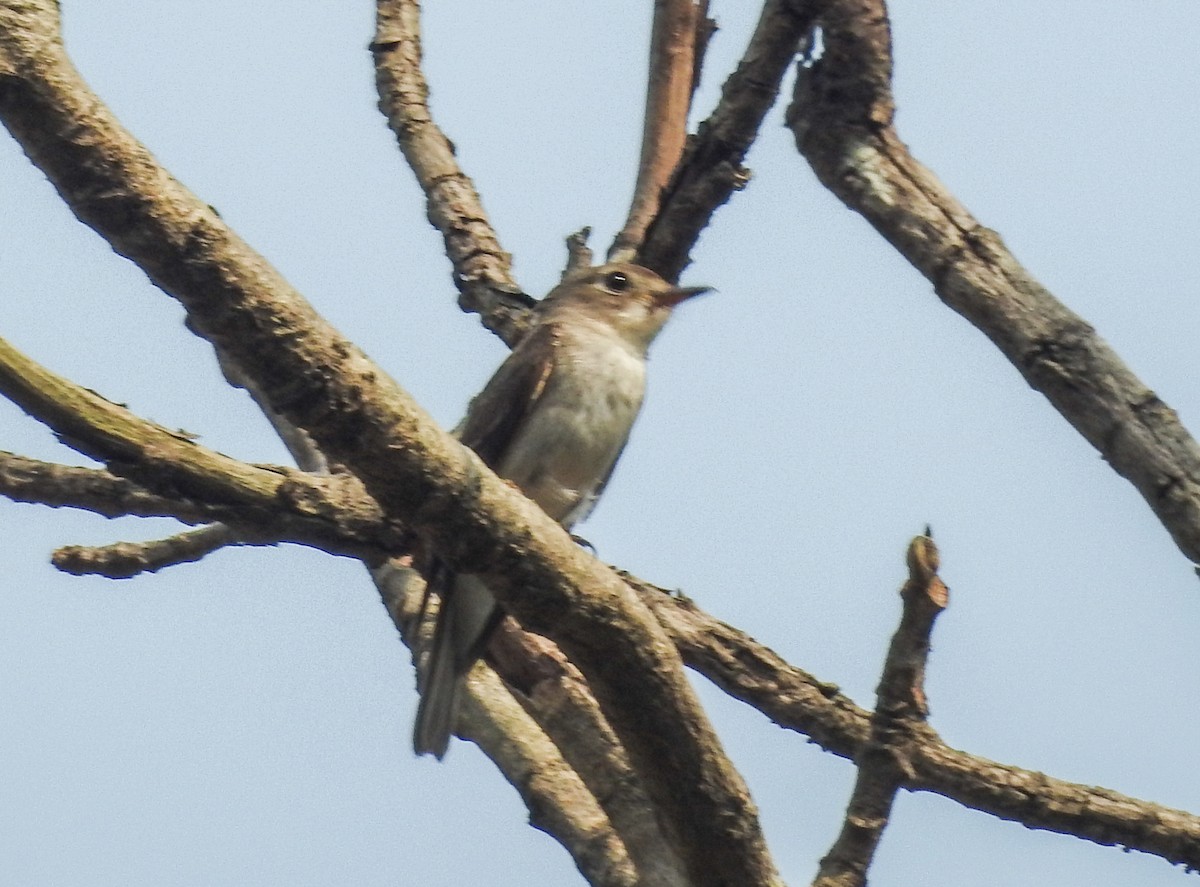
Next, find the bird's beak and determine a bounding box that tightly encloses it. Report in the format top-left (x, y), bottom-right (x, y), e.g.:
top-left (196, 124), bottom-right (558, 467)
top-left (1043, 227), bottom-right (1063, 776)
top-left (657, 284), bottom-right (712, 308)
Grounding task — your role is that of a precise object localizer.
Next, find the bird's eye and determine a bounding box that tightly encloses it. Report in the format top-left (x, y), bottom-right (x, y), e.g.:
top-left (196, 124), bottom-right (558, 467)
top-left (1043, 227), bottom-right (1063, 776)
top-left (603, 271), bottom-right (630, 294)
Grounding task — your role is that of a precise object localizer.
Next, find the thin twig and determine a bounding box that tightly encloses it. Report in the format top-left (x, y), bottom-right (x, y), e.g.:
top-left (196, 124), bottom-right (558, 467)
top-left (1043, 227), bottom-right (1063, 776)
top-left (812, 532), bottom-right (947, 887)
top-left (1, 451), bottom-right (205, 520)
top-left (564, 227), bottom-right (594, 278)
top-left (371, 0), bottom-right (533, 346)
top-left (53, 524), bottom-right (238, 578)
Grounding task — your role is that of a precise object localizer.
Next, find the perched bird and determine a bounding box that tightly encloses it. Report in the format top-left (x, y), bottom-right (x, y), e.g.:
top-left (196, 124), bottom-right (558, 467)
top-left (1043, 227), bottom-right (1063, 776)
top-left (413, 262), bottom-right (709, 758)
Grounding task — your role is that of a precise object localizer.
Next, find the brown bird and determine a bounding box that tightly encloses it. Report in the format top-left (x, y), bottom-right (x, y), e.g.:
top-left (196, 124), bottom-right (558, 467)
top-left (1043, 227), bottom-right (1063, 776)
top-left (413, 262), bottom-right (709, 758)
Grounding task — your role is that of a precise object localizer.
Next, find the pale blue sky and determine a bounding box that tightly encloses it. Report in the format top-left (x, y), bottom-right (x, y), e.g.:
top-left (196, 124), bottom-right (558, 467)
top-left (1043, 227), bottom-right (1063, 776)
top-left (3, 2), bottom-right (1199, 885)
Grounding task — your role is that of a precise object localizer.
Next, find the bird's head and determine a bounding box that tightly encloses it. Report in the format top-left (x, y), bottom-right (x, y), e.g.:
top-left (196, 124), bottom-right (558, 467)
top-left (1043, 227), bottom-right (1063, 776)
top-left (542, 263), bottom-right (710, 351)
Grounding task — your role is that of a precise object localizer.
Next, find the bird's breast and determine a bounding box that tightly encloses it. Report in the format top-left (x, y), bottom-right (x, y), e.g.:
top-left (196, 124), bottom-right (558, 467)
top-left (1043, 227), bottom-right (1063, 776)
top-left (498, 336), bottom-right (646, 527)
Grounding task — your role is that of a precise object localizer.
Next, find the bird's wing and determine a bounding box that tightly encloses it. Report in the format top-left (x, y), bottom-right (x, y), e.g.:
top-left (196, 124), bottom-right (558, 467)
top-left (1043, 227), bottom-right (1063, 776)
top-left (412, 325), bottom-right (562, 755)
top-left (456, 322), bottom-right (559, 468)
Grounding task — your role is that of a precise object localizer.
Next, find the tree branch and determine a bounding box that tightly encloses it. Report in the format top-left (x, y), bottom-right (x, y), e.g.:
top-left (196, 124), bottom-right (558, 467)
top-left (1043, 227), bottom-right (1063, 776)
top-left (813, 532), bottom-right (947, 887)
top-left (375, 560), bottom-right (688, 887)
top-left (1, 451), bottom-right (204, 521)
top-left (377, 562), bottom-right (648, 887)
top-left (488, 624), bottom-right (690, 887)
top-left (371, 0), bottom-right (533, 346)
top-left (786, 0), bottom-right (1200, 565)
top-left (610, 0), bottom-right (706, 263)
top-left (637, 0), bottom-right (822, 280)
top-left (0, 344), bottom-right (404, 563)
top-left (53, 523), bottom-right (237, 578)
top-left (635, 569), bottom-right (1200, 872)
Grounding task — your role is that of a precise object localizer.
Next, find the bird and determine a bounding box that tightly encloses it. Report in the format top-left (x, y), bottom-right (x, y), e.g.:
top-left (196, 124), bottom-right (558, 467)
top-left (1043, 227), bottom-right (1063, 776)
top-left (412, 261), bottom-right (709, 758)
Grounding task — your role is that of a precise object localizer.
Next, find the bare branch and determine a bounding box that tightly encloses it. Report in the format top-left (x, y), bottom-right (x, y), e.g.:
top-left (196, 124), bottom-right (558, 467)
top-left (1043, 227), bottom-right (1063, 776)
top-left (461, 666), bottom-right (644, 887)
top-left (563, 227), bottom-right (594, 278)
top-left (374, 561), bottom-right (687, 887)
top-left (53, 524), bottom-right (237, 578)
top-left (0, 344), bottom-right (405, 564)
top-left (813, 532), bottom-right (947, 887)
top-left (635, 575), bottom-right (868, 758)
top-left (177, 346), bottom-right (330, 568)
top-left (371, 0), bottom-right (533, 346)
top-left (635, 571), bottom-right (1200, 871)
top-left (489, 625), bottom-right (690, 886)
top-left (1, 450), bottom-right (204, 521)
top-left (637, 0), bottom-right (821, 281)
top-left (786, 0), bottom-right (1200, 565)
top-left (372, 560), bottom-right (638, 886)
top-left (0, 336), bottom-right (287, 502)
top-left (610, 0), bottom-right (706, 263)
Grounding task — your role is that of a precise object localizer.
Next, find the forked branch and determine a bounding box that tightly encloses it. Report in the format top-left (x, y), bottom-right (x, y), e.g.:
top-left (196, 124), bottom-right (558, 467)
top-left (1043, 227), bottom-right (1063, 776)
top-left (635, 563), bottom-right (1200, 871)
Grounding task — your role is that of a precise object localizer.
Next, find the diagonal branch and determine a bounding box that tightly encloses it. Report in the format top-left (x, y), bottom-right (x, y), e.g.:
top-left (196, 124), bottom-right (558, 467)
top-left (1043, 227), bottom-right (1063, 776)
top-left (371, 0), bottom-right (533, 346)
top-left (487, 624), bottom-right (690, 886)
top-left (373, 560), bottom-right (643, 887)
top-left (637, 0), bottom-right (823, 281)
top-left (375, 560), bottom-right (688, 887)
top-left (786, 0), bottom-right (1200, 565)
top-left (610, 0), bottom-right (708, 263)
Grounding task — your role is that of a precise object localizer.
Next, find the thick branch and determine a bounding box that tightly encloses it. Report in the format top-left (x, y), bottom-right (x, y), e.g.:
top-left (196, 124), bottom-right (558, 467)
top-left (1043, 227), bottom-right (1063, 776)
top-left (786, 0), bottom-right (1200, 565)
top-left (373, 562), bottom-right (640, 887)
top-left (0, 8), bottom-right (777, 884)
top-left (371, 0), bottom-right (533, 346)
top-left (375, 561), bottom-right (687, 887)
top-left (637, 0), bottom-right (821, 280)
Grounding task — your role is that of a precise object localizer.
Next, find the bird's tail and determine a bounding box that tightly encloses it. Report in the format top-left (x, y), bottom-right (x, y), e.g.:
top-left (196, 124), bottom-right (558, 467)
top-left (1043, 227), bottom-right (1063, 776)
top-left (412, 623), bottom-right (461, 759)
top-left (412, 572), bottom-right (502, 758)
